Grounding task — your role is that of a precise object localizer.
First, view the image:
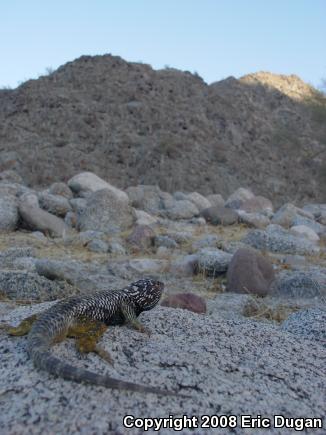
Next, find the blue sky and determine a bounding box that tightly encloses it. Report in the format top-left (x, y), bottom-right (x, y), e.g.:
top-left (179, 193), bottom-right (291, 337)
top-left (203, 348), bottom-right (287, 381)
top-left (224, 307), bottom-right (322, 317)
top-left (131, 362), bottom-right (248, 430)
top-left (1, 0), bottom-right (325, 89)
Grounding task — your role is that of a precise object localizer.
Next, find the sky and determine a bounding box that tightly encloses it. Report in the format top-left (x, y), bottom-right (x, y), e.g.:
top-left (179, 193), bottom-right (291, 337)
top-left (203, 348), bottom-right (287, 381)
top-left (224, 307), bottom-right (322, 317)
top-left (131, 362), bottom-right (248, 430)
top-left (0, 0), bottom-right (325, 89)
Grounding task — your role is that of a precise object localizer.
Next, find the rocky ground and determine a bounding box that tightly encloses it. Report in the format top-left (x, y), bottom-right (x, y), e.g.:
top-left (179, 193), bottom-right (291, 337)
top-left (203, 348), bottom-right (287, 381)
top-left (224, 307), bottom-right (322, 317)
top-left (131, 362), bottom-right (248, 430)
top-left (0, 172), bottom-right (325, 434)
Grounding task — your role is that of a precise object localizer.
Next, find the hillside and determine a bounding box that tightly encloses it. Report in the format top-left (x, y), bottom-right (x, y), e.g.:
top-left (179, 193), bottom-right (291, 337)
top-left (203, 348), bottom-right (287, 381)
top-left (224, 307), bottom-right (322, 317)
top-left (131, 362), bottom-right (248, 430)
top-left (0, 54), bottom-right (325, 205)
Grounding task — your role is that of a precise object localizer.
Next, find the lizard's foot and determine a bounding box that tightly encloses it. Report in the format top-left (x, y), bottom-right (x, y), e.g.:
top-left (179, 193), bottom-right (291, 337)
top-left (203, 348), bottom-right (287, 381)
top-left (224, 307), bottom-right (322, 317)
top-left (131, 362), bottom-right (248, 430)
top-left (94, 345), bottom-right (114, 366)
top-left (6, 314), bottom-right (38, 336)
top-left (76, 335), bottom-right (114, 366)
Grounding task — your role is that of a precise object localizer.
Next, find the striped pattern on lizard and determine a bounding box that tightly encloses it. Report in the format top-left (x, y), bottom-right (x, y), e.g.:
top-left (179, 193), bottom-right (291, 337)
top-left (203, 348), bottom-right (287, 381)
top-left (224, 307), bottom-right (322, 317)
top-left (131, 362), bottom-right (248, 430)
top-left (7, 278), bottom-right (184, 397)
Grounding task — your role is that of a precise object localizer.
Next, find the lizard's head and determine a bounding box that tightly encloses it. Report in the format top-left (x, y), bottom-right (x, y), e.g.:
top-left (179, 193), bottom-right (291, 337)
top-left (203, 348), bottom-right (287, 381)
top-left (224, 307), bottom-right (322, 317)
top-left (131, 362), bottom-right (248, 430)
top-left (126, 278), bottom-right (164, 311)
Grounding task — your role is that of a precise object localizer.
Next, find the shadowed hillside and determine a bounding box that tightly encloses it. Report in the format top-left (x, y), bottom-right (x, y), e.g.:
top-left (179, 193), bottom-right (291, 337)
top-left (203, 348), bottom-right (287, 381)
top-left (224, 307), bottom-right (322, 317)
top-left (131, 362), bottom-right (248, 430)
top-left (0, 54), bottom-right (325, 205)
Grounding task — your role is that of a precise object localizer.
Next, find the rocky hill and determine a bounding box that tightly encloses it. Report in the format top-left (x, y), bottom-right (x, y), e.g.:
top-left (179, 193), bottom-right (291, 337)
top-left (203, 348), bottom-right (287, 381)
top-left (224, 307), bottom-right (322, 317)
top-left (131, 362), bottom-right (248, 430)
top-left (0, 54), bottom-right (325, 205)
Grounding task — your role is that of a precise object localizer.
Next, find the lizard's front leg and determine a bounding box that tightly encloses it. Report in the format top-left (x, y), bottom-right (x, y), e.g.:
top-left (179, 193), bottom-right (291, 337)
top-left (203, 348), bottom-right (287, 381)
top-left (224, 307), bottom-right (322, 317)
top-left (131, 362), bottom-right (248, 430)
top-left (121, 303), bottom-right (151, 336)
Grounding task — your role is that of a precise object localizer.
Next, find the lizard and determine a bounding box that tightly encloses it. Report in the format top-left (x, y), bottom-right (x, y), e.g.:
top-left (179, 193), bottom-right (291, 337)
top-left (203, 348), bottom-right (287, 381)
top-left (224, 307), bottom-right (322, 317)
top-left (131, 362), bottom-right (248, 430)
top-left (5, 278), bottom-right (187, 397)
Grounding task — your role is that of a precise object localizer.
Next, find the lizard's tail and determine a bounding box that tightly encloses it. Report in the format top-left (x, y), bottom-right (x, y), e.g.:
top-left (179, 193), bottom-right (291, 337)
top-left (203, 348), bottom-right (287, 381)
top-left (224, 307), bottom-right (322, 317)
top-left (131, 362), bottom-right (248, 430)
top-left (27, 332), bottom-right (187, 398)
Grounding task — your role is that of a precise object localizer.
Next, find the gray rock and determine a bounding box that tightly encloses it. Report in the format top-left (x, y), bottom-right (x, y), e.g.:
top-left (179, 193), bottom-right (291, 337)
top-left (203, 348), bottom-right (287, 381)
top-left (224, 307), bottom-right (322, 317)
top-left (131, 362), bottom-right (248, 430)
top-left (48, 182), bottom-right (73, 199)
top-left (126, 185), bottom-right (174, 214)
top-left (192, 234), bottom-right (221, 250)
top-left (302, 203), bottom-right (326, 219)
top-left (165, 200), bottom-right (199, 220)
top-left (128, 258), bottom-right (168, 275)
top-left (281, 308), bottom-right (326, 347)
top-left (69, 197), bottom-right (87, 213)
top-left (161, 292), bottom-right (207, 313)
top-left (39, 192), bottom-right (72, 217)
top-left (154, 235), bottom-right (178, 249)
top-left (19, 192), bottom-right (39, 208)
top-left (0, 247), bottom-right (35, 264)
top-left (1, 304), bottom-right (325, 434)
top-left (0, 194), bottom-right (18, 231)
top-left (126, 225), bottom-right (155, 251)
top-left (77, 188), bottom-right (134, 234)
top-left (206, 193), bottom-right (225, 207)
top-left (18, 202), bottom-right (67, 238)
top-left (169, 254), bottom-right (198, 277)
top-left (200, 205), bottom-right (238, 225)
top-left (243, 224), bottom-right (319, 255)
top-left (239, 195), bottom-right (273, 215)
top-left (225, 187), bottom-right (255, 209)
top-left (291, 215), bottom-right (325, 235)
top-left (196, 248), bottom-right (232, 276)
top-left (0, 270), bottom-right (75, 301)
top-left (64, 211), bottom-right (77, 228)
top-left (272, 269), bottom-right (326, 298)
top-left (108, 240), bottom-right (126, 255)
top-left (31, 231), bottom-right (47, 242)
top-left (237, 210), bottom-right (270, 228)
top-left (0, 170), bottom-right (23, 184)
top-left (226, 248), bottom-right (275, 296)
top-left (68, 172), bottom-right (129, 202)
top-left (185, 192), bottom-right (211, 212)
top-left (134, 209), bottom-right (158, 226)
top-left (271, 203), bottom-right (314, 228)
top-left (290, 225), bottom-right (320, 242)
top-left (220, 240), bottom-right (251, 255)
top-left (173, 191), bottom-right (188, 200)
top-left (87, 239), bottom-right (109, 253)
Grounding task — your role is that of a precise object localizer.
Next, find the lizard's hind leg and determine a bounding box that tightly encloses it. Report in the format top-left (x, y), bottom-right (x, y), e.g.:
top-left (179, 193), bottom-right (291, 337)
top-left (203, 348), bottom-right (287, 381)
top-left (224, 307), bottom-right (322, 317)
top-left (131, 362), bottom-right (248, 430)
top-left (6, 314), bottom-right (38, 336)
top-left (68, 319), bottom-right (114, 366)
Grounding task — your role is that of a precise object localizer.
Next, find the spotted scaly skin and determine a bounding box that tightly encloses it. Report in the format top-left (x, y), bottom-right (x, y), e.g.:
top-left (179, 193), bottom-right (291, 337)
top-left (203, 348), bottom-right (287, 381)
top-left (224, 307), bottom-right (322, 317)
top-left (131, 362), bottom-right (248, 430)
top-left (26, 279), bottom-right (179, 396)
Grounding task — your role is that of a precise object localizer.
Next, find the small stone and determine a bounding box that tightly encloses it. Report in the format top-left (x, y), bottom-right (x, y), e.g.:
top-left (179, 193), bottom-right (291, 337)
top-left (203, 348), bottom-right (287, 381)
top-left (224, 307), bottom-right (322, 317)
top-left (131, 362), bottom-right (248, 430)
top-left (272, 203), bottom-right (314, 228)
top-left (225, 188), bottom-right (255, 209)
top-left (134, 209), bottom-right (158, 226)
top-left (185, 192), bottom-right (211, 212)
top-left (48, 182), bottom-right (73, 199)
top-left (237, 210), bottom-right (270, 228)
top-left (291, 215), bottom-right (325, 235)
top-left (206, 194), bottom-right (225, 207)
top-left (128, 258), bottom-right (168, 274)
top-left (170, 254), bottom-right (198, 277)
top-left (18, 202), bottom-right (66, 238)
top-left (240, 196), bottom-right (273, 216)
top-left (0, 194), bottom-right (18, 231)
top-left (79, 230), bottom-right (106, 245)
top-left (165, 200), bottom-right (199, 220)
top-left (226, 248), bottom-right (275, 296)
top-left (38, 192), bottom-right (72, 217)
top-left (108, 241), bottom-right (126, 255)
top-left (161, 293), bottom-right (206, 313)
top-left (154, 235), bottom-right (177, 249)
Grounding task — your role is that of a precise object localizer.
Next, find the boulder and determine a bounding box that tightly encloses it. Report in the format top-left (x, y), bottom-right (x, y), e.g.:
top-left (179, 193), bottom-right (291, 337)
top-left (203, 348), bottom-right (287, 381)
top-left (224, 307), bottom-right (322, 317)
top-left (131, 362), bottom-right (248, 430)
top-left (68, 172), bottom-right (128, 202)
top-left (19, 192), bottom-right (39, 208)
top-left (169, 254), bottom-right (198, 277)
top-left (226, 248), bottom-right (275, 296)
top-left (48, 182), bottom-right (73, 199)
top-left (0, 270), bottom-right (76, 302)
top-left (126, 185), bottom-right (174, 214)
top-left (237, 210), bottom-right (270, 228)
top-left (291, 215), bottom-right (325, 235)
top-left (87, 239), bottom-right (109, 253)
top-left (290, 225), bottom-right (319, 243)
top-left (134, 209), bottom-right (158, 226)
top-left (192, 235), bottom-right (221, 250)
top-left (161, 293), bottom-right (206, 313)
top-left (18, 202), bottom-right (66, 238)
top-left (200, 205), bottom-right (238, 225)
top-left (38, 192), bottom-right (72, 217)
top-left (272, 270), bottom-right (326, 298)
top-left (165, 200), bottom-right (199, 220)
top-left (281, 309), bottom-right (326, 347)
top-left (77, 189), bottom-right (134, 234)
top-left (126, 225), bottom-right (155, 251)
top-left (240, 196), bottom-right (273, 215)
top-left (185, 192), bottom-right (211, 212)
top-left (79, 230), bottom-right (106, 245)
top-left (225, 188), bottom-right (255, 209)
top-left (128, 258), bottom-right (168, 274)
top-left (271, 203), bottom-right (314, 228)
top-left (206, 194), bottom-right (225, 207)
top-left (242, 224), bottom-right (319, 255)
top-left (154, 235), bottom-right (178, 249)
top-left (0, 194), bottom-right (18, 231)
top-left (196, 248), bottom-right (232, 276)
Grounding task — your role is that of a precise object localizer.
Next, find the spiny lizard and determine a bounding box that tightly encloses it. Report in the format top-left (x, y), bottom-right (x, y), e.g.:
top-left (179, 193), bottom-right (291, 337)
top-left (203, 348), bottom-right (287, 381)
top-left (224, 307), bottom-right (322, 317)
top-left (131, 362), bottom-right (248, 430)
top-left (7, 278), bottom-right (186, 397)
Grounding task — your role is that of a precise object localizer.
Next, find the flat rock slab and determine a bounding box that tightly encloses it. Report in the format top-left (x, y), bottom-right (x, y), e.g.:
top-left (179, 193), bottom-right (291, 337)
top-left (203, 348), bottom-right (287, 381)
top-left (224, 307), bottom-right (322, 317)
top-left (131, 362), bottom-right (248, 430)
top-left (0, 304), bottom-right (325, 434)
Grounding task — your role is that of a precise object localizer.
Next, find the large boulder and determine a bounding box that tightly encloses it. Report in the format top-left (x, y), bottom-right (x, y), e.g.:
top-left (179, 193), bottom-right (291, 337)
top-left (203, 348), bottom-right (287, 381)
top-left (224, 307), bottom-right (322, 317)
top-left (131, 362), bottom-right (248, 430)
top-left (225, 188), bottom-right (255, 209)
top-left (242, 224), bottom-right (319, 255)
top-left (38, 192), bottom-right (72, 217)
top-left (226, 248), bottom-right (275, 296)
top-left (77, 188), bottom-right (134, 234)
top-left (196, 248), bottom-right (232, 276)
top-left (271, 203), bottom-right (314, 228)
top-left (165, 200), bottom-right (199, 220)
top-left (18, 202), bottom-right (66, 237)
top-left (126, 185), bottom-right (174, 214)
top-left (200, 205), bottom-right (238, 225)
top-left (0, 194), bottom-right (18, 231)
top-left (185, 192), bottom-right (211, 212)
top-left (290, 225), bottom-right (320, 243)
top-left (68, 172), bottom-right (128, 202)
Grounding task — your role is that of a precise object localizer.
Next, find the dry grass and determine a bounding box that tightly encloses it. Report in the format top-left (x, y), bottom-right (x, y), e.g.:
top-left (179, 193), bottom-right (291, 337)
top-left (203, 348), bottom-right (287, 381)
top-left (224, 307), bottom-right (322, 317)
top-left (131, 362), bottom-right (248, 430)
top-left (242, 297), bottom-right (301, 323)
